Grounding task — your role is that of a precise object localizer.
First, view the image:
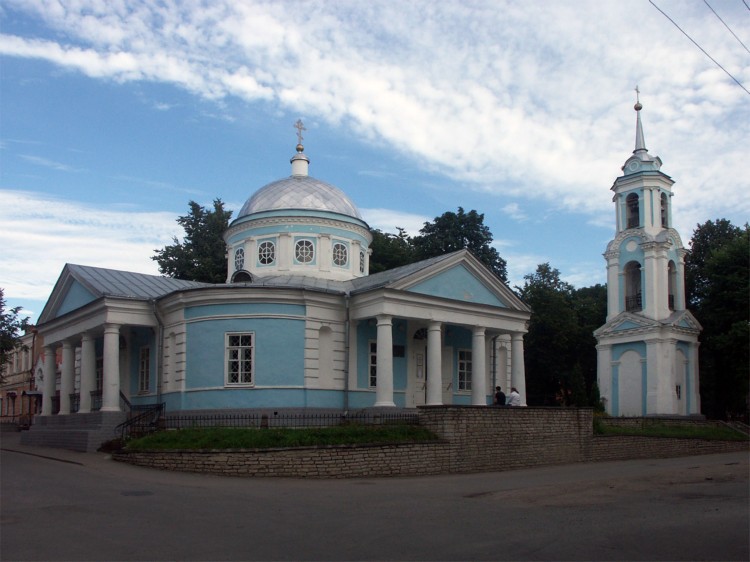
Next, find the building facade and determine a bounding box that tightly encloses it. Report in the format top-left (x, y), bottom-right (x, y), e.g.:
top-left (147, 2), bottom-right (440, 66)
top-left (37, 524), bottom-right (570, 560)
top-left (595, 98), bottom-right (701, 416)
top-left (0, 328), bottom-right (44, 428)
top-left (28, 138), bottom-right (531, 434)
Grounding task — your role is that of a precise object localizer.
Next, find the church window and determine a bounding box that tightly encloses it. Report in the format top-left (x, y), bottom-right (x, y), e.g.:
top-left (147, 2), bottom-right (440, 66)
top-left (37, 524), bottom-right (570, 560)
top-left (234, 248), bottom-right (245, 271)
top-left (675, 385), bottom-right (682, 400)
top-left (138, 347), bottom-right (150, 393)
top-left (359, 251), bottom-right (365, 273)
top-left (295, 239), bottom-right (314, 264)
top-left (626, 193), bottom-right (639, 229)
top-left (258, 241), bottom-right (275, 265)
top-left (660, 193), bottom-right (669, 228)
top-left (369, 341), bottom-right (377, 387)
top-left (332, 242), bottom-right (348, 266)
top-left (226, 333), bottom-right (254, 385)
top-left (458, 349), bottom-right (472, 391)
top-left (624, 261), bottom-right (642, 312)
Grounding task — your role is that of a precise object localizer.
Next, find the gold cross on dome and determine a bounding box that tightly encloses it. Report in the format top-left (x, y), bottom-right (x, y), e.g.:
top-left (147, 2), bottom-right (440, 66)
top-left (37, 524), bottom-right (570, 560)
top-left (294, 119), bottom-right (306, 144)
top-left (635, 85), bottom-right (640, 103)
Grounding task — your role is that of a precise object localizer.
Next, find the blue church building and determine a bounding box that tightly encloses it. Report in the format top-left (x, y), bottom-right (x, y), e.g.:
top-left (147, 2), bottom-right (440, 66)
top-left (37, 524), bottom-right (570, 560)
top-left (31, 136), bottom-right (531, 430)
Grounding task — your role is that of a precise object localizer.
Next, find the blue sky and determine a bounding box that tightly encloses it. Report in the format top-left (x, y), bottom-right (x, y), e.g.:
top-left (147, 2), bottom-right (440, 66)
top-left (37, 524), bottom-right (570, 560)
top-left (1, 0), bottom-right (748, 325)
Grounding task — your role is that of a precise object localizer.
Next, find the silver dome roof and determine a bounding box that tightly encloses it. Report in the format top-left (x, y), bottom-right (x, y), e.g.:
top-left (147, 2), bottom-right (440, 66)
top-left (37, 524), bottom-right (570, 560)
top-left (236, 175), bottom-right (363, 220)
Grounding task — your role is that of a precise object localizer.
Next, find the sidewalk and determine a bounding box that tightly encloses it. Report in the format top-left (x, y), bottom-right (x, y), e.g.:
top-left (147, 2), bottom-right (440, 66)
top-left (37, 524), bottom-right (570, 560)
top-left (0, 430), bottom-right (104, 466)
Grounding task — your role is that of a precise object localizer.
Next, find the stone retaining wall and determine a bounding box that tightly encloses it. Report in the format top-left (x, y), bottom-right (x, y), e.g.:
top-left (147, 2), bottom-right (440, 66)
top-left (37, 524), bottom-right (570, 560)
top-left (112, 406), bottom-right (748, 478)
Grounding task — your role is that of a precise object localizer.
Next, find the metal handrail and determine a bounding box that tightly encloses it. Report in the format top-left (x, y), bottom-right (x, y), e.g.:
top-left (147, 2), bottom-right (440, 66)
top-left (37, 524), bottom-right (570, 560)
top-left (115, 403), bottom-right (165, 440)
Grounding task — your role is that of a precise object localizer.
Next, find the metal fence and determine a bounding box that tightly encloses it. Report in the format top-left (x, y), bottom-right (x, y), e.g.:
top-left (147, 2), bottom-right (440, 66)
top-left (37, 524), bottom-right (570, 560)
top-left (162, 411), bottom-right (420, 430)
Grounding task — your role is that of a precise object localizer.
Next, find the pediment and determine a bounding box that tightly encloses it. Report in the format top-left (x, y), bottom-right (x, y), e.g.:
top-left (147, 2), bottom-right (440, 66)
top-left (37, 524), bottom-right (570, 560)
top-left (389, 250), bottom-right (529, 312)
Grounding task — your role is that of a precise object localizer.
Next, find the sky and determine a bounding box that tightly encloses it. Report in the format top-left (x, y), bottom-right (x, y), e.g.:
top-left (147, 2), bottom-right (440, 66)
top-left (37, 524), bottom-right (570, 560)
top-left (1, 0), bottom-right (749, 326)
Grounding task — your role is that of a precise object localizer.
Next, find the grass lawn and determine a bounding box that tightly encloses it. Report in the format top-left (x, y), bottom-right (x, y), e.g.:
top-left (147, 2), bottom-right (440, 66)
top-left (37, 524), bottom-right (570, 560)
top-left (593, 420), bottom-right (748, 441)
top-left (125, 424), bottom-right (439, 450)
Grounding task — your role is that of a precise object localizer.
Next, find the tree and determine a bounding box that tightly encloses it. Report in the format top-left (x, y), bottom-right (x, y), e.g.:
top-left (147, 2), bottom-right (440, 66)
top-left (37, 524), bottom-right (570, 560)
top-left (517, 264), bottom-right (578, 405)
top-left (571, 284), bottom-right (608, 407)
top-left (412, 207), bottom-right (508, 281)
top-left (686, 221), bottom-right (749, 420)
top-left (368, 228), bottom-right (415, 274)
top-left (0, 288), bottom-right (30, 382)
top-left (153, 199), bottom-right (232, 284)
top-left (685, 218), bottom-right (741, 308)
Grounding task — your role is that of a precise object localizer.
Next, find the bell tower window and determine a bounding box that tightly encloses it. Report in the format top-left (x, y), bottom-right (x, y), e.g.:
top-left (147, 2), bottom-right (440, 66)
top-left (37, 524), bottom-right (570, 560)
top-left (626, 193), bottom-right (639, 229)
top-left (624, 261), bottom-right (642, 312)
top-left (660, 193), bottom-right (669, 228)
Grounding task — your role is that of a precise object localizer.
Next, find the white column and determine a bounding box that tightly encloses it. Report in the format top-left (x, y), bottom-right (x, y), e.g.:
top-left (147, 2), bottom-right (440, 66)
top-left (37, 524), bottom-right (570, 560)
top-left (426, 321), bottom-right (443, 405)
top-left (510, 332), bottom-right (527, 406)
top-left (78, 333), bottom-right (96, 413)
top-left (374, 315), bottom-right (395, 407)
top-left (59, 340), bottom-right (75, 415)
top-left (605, 256), bottom-right (620, 320)
top-left (690, 342), bottom-right (701, 414)
top-left (101, 323), bottom-right (122, 412)
top-left (41, 345), bottom-right (56, 416)
top-left (471, 327), bottom-right (487, 406)
top-left (596, 343), bottom-right (613, 415)
top-left (347, 320), bottom-right (359, 392)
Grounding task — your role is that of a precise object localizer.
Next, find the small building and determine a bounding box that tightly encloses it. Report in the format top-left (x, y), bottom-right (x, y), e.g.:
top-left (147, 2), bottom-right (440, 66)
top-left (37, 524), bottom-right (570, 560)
top-left (1, 327), bottom-right (44, 429)
top-left (25, 134), bottom-right (531, 449)
top-left (595, 97), bottom-right (701, 416)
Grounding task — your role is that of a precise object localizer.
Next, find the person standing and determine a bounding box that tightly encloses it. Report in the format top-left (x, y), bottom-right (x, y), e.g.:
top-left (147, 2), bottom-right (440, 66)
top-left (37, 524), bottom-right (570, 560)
top-left (494, 386), bottom-right (506, 406)
top-left (507, 387), bottom-right (521, 406)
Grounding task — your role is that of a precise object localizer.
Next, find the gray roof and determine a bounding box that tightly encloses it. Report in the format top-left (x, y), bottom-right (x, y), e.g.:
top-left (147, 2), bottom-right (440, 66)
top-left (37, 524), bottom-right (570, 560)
top-left (349, 253), bottom-right (458, 293)
top-left (66, 264), bottom-right (209, 300)
top-left (235, 175), bottom-right (363, 220)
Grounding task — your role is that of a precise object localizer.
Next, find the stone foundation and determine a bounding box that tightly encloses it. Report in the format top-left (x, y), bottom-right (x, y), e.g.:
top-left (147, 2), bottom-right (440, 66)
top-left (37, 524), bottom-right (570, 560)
top-left (112, 406), bottom-right (749, 478)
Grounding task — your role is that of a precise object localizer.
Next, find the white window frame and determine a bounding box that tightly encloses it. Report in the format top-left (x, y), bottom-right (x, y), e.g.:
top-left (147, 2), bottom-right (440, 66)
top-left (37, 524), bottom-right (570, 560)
top-left (234, 247), bottom-right (245, 271)
top-left (332, 241), bottom-right (348, 267)
top-left (294, 238), bottom-right (315, 264)
top-left (258, 240), bottom-right (276, 266)
top-left (458, 349), bottom-right (472, 392)
top-left (226, 332), bottom-right (255, 386)
top-left (138, 347), bottom-right (150, 393)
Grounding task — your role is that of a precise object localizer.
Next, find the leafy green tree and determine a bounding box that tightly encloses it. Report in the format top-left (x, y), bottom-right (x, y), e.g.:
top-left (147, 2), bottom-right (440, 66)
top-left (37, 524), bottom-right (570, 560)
top-left (369, 228), bottom-right (415, 274)
top-left (412, 207), bottom-right (508, 281)
top-left (686, 221), bottom-right (749, 420)
top-left (685, 218), bottom-right (741, 308)
top-left (0, 288), bottom-right (30, 382)
top-left (518, 264), bottom-right (578, 405)
top-left (571, 284), bottom-right (608, 406)
top-left (153, 199), bottom-right (232, 284)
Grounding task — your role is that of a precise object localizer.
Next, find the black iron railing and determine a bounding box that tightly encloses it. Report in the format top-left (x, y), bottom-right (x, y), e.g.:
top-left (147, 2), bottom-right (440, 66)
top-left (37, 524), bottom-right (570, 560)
top-left (162, 411), bottom-right (419, 430)
top-left (626, 293), bottom-right (642, 312)
top-left (115, 402), bottom-right (166, 440)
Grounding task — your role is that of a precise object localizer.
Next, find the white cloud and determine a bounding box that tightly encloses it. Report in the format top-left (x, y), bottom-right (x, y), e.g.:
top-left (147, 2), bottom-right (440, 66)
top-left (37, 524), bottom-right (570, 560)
top-left (361, 208), bottom-right (429, 237)
top-left (0, 0), bottom-right (748, 296)
top-left (0, 189), bottom-right (178, 301)
top-left (1, 1), bottom-right (747, 232)
top-left (501, 203), bottom-right (527, 222)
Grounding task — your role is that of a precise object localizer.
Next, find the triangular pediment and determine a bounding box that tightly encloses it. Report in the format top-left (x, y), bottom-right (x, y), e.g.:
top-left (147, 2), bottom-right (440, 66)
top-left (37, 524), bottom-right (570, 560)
top-left (378, 250), bottom-right (529, 312)
top-left (404, 263), bottom-right (506, 307)
top-left (594, 311), bottom-right (659, 337)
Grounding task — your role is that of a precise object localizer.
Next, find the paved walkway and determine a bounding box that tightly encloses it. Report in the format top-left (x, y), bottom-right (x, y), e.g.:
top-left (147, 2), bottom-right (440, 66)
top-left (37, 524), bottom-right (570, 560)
top-left (2, 431), bottom-right (748, 561)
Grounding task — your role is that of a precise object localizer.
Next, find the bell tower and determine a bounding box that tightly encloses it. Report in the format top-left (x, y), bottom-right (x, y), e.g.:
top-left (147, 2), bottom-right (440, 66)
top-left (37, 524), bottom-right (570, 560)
top-left (595, 91), bottom-right (701, 417)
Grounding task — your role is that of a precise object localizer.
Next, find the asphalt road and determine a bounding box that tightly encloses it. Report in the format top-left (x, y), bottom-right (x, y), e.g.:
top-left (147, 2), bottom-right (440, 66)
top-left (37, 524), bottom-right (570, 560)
top-left (1, 433), bottom-right (748, 561)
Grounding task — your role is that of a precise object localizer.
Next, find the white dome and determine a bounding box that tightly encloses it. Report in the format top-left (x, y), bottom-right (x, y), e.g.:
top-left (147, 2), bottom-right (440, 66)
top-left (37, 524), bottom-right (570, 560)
top-left (236, 175), bottom-right (363, 220)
